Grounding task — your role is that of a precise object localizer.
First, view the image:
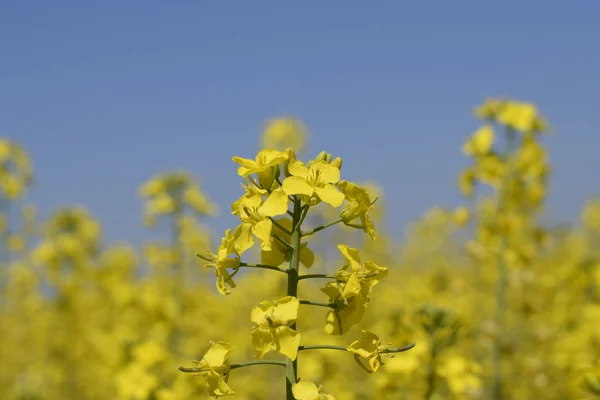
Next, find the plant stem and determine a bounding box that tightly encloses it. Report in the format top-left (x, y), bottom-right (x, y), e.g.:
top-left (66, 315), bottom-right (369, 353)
top-left (270, 217), bottom-right (292, 235)
top-left (299, 343), bottom-right (416, 353)
top-left (272, 233), bottom-right (294, 250)
top-left (285, 197), bottom-right (302, 400)
top-left (179, 360), bottom-right (287, 373)
top-left (492, 128), bottom-right (517, 400)
top-left (299, 300), bottom-right (335, 309)
top-left (424, 335), bottom-right (437, 400)
top-left (239, 262), bottom-right (287, 274)
top-left (301, 219), bottom-right (343, 237)
top-left (296, 274), bottom-right (336, 281)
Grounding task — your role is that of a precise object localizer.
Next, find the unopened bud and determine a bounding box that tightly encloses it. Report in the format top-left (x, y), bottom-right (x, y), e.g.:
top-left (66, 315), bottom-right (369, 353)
top-left (316, 151), bottom-right (332, 163)
top-left (331, 157), bottom-right (343, 170)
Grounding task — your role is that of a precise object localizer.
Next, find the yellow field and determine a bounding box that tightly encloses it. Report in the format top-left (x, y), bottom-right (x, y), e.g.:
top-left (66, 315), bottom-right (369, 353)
top-left (1, 100), bottom-right (599, 399)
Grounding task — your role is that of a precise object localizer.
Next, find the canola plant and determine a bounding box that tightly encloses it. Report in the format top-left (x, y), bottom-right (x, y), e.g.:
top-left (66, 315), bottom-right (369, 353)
top-left (0, 101), bottom-right (599, 399)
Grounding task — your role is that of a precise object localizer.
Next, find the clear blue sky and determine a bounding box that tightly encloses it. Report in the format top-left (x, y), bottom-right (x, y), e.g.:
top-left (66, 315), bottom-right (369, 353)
top-left (2, 1), bottom-right (599, 245)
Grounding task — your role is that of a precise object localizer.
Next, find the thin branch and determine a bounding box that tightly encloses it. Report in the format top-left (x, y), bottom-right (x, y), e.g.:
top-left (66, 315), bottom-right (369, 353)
top-left (298, 343), bottom-right (416, 353)
top-left (239, 262), bottom-right (287, 274)
top-left (270, 217), bottom-right (292, 235)
top-left (296, 274), bottom-right (336, 281)
top-left (272, 233), bottom-right (294, 250)
top-left (302, 219), bottom-right (343, 237)
top-left (179, 360), bottom-right (287, 373)
top-left (299, 300), bottom-right (336, 309)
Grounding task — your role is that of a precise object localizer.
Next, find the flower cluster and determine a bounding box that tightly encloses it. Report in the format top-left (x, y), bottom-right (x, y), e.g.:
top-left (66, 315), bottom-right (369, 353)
top-left (187, 147), bottom-right (412, 398)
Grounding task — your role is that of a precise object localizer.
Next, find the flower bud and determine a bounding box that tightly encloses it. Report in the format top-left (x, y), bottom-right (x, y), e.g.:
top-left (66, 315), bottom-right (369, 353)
top-left (331, 157), bottom-right (343, 170)
top-left (315, 151), bottom-right (332, 163)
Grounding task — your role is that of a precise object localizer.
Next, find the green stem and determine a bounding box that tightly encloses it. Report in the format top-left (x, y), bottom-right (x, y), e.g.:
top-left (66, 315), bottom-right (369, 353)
top-left (179, 360), bottom-right (287, 373)
top-left (272, 233), bottom-right (294, 251)
top-left (285, 197), bottom-right (302, 400)
top-left (239, 262), bottom-right (287, 274)
top-left (296, 274), bottom-right (336, 281)
top-left (301, 219), bottom-right (343, 237)
top-left (270, 217), bottom-right (292, 235)
top-left (492, 128), bottom-right (517, 400)
top-left (299, 300), bottom-right (336, 309)
top-left (424, 335), bottom-right (437, 400)
top-left (299, 343), bottom-right (415, 353)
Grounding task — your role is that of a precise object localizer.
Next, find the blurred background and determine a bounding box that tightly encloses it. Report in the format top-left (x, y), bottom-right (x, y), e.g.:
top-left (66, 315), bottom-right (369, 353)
top-left (1, 2), bottom-right (599, 399)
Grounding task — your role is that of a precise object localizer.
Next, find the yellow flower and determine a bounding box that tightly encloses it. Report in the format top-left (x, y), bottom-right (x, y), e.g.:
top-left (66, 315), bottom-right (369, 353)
top-left (436, 355), bottom-right (483, 396)
top-left (496, 101), bottom-right (548, 134)
top-left (320, 246), bottom-right (386, 335)
top-left (292, 381), bottom-right (336, 400)
top-left (200, 229), bottom-right (240, 295)
top-left (457, 168), bottom-right (476, 198)
top-left (462, 125), bottom-right (494, 157)
top-left (282, 158), bottom-right (344, 207)
top-left (6, 234), bottom-right (25, 252)
top-left (261, 117), bottom-right (307, 152)
top-left (138, 178), bottom-right (165, 197)
top-left (261, 217), bottom-right (315, 268)
top-left (232, 189), bottom-right (289, 254)
top-left (192, 341), bottom-right (235, 397)
top-left (453, 207), bottom-right (470, 227)
top-left (116, 365), bottom-right (158, 400)
top-left (184, 185), bottom-right (218, 215)
top-left (232, 149), bottom-right (289, 189)
top-left (250, 296), bottom-right (300, 360)
top-left (347, 330), bottom-right (386, 373)
top-left (335, 244), bottom-right (388, 300)
top-left (474, 98), bottom-right (506, 119)
top-left (337, 180), bottom-right (376, 239)
top-left (133, 340), bottom-right (169, 368)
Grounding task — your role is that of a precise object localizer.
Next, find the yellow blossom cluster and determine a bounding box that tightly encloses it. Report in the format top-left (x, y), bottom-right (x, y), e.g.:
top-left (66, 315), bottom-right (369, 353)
top-left (0, 100), bottom-right (598, 399)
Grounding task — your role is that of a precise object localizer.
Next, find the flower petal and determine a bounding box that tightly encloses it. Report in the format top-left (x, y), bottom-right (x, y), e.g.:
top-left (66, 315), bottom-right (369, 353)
top-left (253, 219), bottom-right (273, 251)
top-left (202, 341), bottom-right (233, 368)
top-left (233, 223), bottom-right (255, 255)
top-left (282, 176), bottom-right (314, 197)
top-left (250, 327), bottom-right (274, 359)
top-left (292, 381), bottom-right (320, 400)
top-left (275, 325), bottom-right (300, 360)
top-left (259, 189), bottom-right (289, 218)
top-left (314, 184), bottom-right (345, 207)
top-left (272, 296), bottom-right (299, 324)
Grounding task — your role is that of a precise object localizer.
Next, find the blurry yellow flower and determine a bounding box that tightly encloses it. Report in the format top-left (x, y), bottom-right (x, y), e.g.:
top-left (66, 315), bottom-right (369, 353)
top-left (337, 180), bottom-right (376, 239)
top-left (292, 381), bottom-right (335, 400)
top-left (200, 229), bottom-right (240, 295)
top-left (133, 340), bottom-right (169, 368)
top-left (496, 101), bottom-right (549, 134)
top-left (282, 158), bottom-right (344, 207)
top-left (453, 207), bottom-right (470, 227)
top-left (6, 234), bottom-right (25, 252)
top-left (192, 341), bottom-right (234, 397)
top-left (116, 365), bottom-right (158, 400)
top-left (437, 355), bottom-right (483, 396)
top-left (261, 117), bottom-right (307, 153)
top-left (474, 98), bottom-right (505, 120)
top-left (462, 125), bottom-right (495, 157)
top-left (582, 200), bottom-right (600, 231)
top-left (250, 296), bottom-right (300, 360)
top-left (138, 178), bottom-right (165, 197)
top-left (457, 168), bottom-right (476, 198)
top-left (184, 185), bottom-right (218, 215)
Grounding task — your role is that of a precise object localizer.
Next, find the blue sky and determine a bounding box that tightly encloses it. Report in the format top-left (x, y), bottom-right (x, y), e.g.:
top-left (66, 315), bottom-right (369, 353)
top-left (1, 1), bottom-right (599, 246)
